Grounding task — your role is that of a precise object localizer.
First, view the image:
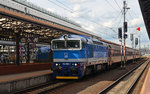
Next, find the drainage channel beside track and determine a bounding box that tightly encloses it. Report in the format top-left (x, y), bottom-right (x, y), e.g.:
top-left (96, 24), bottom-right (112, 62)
top-left (99, 58), bottom-right (150, 94)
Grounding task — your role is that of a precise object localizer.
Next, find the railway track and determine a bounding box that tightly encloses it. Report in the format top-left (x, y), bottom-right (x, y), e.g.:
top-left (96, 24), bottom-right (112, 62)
top-left (99, 58), bottom-right (150, 94)
top-left (13, 58), bottom-right (147, 94)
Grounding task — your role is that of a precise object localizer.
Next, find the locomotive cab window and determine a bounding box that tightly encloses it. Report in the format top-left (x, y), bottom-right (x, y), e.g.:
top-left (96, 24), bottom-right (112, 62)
top-left (52, 40), bottom-right (80, 49)
top-left (52, 40), bottom-right (65, 49)
top-left (67, 40), bottom-right (80, 48)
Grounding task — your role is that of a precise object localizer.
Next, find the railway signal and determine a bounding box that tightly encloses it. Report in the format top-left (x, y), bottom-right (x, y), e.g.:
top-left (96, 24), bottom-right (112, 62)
top-left (124, 33), bottom-right (128, 39)
top-left (118, 27), bottom-right (123, 68)
top-left (130, 34), bottom-right (133, 41)
top-left (124, 22), bottom-right (128, 33)
top-left (135, 38), bottom-right (138, 62)
top-left (135, 38), bottom-right (138, 45)
top-left (118, 28), bottom-right (122, 40)
top-left (124, 22), bottom-right (128, 39)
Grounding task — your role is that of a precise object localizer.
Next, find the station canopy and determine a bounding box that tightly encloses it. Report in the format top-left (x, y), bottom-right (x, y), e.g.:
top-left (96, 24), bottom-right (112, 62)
top-left (139, 0), bottom-right (150, 39)
top-left (0, 14), bottom-right (67, 44)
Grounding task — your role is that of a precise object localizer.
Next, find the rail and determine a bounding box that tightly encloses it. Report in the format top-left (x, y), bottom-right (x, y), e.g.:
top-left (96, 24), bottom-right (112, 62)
top-left (99, 58), bottom-right (150, 94)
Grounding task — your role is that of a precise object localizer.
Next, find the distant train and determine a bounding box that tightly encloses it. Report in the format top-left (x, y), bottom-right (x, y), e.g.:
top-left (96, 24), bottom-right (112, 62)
top-left (51, 34), bottom-right (140, 79)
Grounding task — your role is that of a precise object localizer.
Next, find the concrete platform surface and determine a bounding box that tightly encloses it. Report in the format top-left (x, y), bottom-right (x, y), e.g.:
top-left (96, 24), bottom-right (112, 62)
top-left (0, 69), bottom-right (53, 93)
top-left (141, 66), bottom-right (150, 94)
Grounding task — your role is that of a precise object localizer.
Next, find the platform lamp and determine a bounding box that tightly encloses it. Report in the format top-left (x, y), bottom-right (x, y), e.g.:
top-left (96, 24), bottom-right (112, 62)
top-left (9, 35), bottom-right (12, 39)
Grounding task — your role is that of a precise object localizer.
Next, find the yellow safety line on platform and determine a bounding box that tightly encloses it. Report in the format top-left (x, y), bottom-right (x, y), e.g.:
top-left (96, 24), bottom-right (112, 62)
top-left (56, 76), bottom-right (78, 79)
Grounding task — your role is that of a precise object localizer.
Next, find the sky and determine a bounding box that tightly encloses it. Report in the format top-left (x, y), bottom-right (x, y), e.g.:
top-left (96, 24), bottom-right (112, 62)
top-left (27, 0), bottom-right (149, 49)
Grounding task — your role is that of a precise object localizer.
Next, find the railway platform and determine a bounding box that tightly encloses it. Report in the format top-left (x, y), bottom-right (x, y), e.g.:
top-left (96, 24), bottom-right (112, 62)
top-left (141, 66), bottom-right (150, 94)
top-left (0, 69), bottom-right (53, 93)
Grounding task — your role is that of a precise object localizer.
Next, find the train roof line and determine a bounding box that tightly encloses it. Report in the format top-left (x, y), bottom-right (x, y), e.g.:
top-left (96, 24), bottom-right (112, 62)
top-left (100, 39), bottom-right (139, 50)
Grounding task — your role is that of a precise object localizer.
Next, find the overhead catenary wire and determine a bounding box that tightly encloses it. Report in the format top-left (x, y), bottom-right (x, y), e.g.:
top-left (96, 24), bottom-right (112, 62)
top-left (116, 15), bottom-right (123, 28)
top-left (101, 12), bottom-right (123, 39)
top-left (113, 0), bottom-right (122, 12)
top-left (47, 0), bottom-right (74, 13)
top-left (47, 0), bottom-right (120, 29)
top-left (127, 11), bottom-right (142, 30)
top-left (48, 0), bottom-right (122, 29)
top-left (126, 1), bottom-right (144, 44)
top-left (46, 0), bottom-right (124, 39)
top-left (105, 0), bottom-right (119, 12)
top-left (55, 0), bottom-right (76, 13)
top-left (54, 0), bottom-right (87, 13)
top-left (111, 11), bottom-right (123, 33)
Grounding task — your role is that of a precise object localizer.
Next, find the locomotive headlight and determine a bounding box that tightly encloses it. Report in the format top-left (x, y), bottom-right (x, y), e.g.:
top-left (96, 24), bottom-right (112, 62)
top-left (75, 63), bottom-right (77, 66)
top-left (56, 63), bottom-right (58, 66)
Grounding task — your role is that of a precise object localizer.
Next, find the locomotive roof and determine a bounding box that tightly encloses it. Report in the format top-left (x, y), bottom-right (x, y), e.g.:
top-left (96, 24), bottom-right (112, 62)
top-left (54, 34), bottom-right (105, 45)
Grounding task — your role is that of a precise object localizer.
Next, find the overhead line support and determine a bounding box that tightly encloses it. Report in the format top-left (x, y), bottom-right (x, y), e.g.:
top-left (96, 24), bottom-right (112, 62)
top-left (123, 0), bottom-right (130, 68)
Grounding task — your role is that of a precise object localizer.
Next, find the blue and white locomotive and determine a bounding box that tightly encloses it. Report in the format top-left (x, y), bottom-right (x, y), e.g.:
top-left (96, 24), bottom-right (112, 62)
top-left (51, 34), bottom-right (109, 79)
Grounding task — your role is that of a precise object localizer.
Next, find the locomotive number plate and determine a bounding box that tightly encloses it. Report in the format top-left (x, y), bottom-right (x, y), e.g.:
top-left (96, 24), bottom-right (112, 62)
top-left (62, 63), bottom-right (70, 65)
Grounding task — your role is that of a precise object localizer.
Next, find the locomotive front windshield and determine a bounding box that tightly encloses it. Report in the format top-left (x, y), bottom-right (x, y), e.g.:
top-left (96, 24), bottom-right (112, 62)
top-left (52, 40), bottom-right (80, 49)
top-left (52, 40), bottom-right (65, 49)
